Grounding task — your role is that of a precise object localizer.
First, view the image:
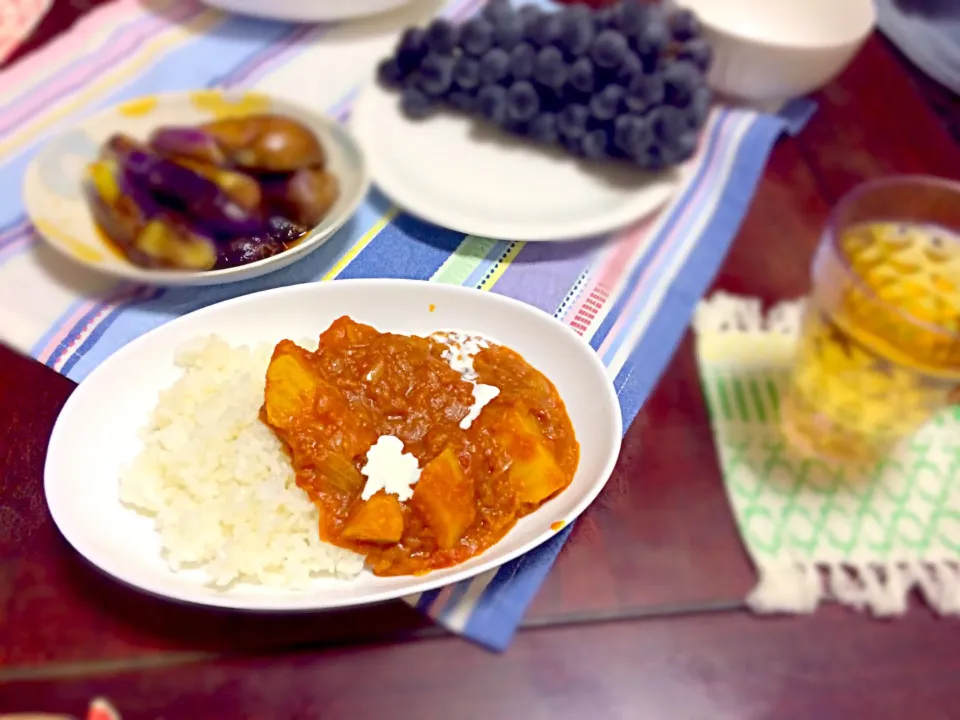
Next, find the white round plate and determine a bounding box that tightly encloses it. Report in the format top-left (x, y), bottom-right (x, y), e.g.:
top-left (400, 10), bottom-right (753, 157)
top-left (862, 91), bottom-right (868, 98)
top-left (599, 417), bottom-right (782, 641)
top-left (202, 0), bottom-right (415, 22)
top-left (23, 90), bottom-right (370, 287)
top-left (351, 80), bottom-right (681, 241)
top-left (45, 280), bottom-right (623, 611)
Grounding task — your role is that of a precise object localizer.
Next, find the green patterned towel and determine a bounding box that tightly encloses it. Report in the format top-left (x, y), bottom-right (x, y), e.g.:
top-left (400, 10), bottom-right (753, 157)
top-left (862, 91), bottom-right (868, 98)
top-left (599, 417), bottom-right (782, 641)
top-left (694, 293), bottom-right (960, 616)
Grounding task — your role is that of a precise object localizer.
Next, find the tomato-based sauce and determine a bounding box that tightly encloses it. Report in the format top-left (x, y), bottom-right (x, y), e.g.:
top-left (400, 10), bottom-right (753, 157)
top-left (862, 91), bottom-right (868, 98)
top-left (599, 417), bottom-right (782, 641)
top-left (262, 316), bottom-right (580, 576)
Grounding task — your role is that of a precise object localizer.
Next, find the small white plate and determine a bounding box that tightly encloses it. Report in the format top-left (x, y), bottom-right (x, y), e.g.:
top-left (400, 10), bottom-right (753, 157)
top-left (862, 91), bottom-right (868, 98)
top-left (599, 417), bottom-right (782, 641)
top-left (350, 80), bottom-right (680, 241)
top-left (23, 90), bottom-right (370, 286)
top-left (45, 279), bottom-right (623, 611)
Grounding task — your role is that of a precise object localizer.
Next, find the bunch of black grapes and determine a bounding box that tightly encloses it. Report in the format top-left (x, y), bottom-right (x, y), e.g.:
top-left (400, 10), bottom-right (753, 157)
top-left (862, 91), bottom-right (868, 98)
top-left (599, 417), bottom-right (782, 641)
top-left (377, 0), bottom-right (713, 170)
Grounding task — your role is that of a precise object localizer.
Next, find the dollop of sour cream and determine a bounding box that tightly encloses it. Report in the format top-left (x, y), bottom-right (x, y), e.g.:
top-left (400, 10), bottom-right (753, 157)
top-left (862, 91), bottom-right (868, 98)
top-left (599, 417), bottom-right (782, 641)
top-left (433, 331), bottom-right (501, 429)
top-left (360, 435), bottom-right (420, 501)
top-left (436, 332), bottom-right (488, 380)
top-left (460, 383), bottom-right (500, 430)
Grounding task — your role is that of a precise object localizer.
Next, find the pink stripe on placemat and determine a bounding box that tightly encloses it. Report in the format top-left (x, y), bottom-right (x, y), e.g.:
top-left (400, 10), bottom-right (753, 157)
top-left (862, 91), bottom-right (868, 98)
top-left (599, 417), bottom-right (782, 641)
top-left (427, 584), bottom-right (458, 621)
top-left (564, 218), bottom-right (656, 335)
top-left (35, 283), bottom-right (148, 368)
top-left (0, 0), bottom-right (139, 84)
top-left (596, 114), bottom-right (731, 359)
top-left (0, 0), bottom-right (203, 136)
top-left (34, 297), bottom-right (101, 364)
top-left (0, 0), bottom-right (52, 64)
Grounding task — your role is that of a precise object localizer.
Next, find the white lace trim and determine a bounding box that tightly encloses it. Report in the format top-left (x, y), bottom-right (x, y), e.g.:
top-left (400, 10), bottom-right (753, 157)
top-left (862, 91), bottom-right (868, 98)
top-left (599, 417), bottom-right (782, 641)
top-left (750, 561), bottom-right (960, 616)
top-left (693, 291), bottom-right (806, 336)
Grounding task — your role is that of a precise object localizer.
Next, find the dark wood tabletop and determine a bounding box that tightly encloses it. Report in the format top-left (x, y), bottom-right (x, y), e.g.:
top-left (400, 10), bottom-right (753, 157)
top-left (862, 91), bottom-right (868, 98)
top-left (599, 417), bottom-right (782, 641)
top-left (2, 1), bottom-right (960, 717)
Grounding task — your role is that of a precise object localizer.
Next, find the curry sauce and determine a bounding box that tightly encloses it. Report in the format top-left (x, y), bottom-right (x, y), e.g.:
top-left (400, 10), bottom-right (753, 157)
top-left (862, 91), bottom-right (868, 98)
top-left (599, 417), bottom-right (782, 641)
top-left (262, 316), bottom-right (579, 576)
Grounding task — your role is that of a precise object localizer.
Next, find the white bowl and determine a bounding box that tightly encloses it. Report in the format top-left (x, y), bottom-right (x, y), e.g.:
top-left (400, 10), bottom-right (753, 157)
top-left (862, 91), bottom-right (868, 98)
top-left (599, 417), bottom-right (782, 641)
top-left (674, 0), bottom-right (876, 101)
top-left (44, 279), bottom-right (623, 611)
top-left (23, 90), bottom-right (370, 287)
top-left (201, 0), bottom-right (416, 22)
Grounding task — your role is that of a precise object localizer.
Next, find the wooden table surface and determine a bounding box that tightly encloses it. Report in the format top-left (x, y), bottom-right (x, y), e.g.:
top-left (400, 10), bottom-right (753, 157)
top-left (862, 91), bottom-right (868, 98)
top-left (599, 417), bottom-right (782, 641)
top-left (3, 1), bottom-right (960, 717)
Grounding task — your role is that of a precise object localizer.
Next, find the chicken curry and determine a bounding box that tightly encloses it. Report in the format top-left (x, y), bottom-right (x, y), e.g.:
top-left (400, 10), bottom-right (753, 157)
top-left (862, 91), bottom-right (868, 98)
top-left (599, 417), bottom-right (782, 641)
top-left (262, 316), bottom-right (580, 576)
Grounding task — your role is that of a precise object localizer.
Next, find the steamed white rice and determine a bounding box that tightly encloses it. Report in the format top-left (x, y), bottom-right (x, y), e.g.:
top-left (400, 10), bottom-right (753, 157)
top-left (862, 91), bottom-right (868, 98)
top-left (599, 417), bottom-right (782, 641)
top-left (119, 335), bottom-right (365, 589)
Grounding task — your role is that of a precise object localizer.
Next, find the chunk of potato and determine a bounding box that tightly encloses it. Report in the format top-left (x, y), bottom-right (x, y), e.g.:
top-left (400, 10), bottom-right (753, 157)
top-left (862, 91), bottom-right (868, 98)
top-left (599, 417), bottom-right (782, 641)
top-left (412, 448), bottom-right (475, 550)
top-left (264, 341), bottom-right (324, 430)
top-left (501, 410), bottom-right (568, 505)
top-left (342, 492), bottom-right (404, 544)
top-left (508, 438), bottom-right (568, 505)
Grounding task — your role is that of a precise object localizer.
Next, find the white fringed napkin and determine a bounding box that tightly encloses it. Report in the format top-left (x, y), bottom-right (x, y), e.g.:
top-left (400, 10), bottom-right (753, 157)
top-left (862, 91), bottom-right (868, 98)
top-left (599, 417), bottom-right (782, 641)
top-left (695, 292), bottom-right (960, 616)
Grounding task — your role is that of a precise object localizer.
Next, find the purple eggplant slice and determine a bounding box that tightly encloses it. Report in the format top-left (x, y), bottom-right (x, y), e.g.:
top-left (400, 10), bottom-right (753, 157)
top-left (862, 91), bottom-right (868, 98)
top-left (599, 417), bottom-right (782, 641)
top-left (201, 115), bottom-right (326, 172)
top-left (104, 133), bottom-right (263, 237)
top-left (84, 160), bottom-right (146, 250)
top-left (261, 168), bottom-right (339, 227)
top-left (266, 215), bottom-right (309, 243)
top-left (84, 159), bottom-right (217, 271)
top-left (174, 157), bottom-right (262, 212)
top-left (148, 126), bottom-right (227, 167)
top-left (134, 218), bottom-right (218, 271)
top-left (216, 235), bottom-right (286, 269)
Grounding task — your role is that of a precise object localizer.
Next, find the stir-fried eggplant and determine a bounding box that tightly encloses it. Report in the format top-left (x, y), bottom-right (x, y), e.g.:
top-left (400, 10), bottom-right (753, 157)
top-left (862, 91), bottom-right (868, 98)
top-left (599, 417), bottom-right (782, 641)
top-left (83, 114), bottom-right (338, 272)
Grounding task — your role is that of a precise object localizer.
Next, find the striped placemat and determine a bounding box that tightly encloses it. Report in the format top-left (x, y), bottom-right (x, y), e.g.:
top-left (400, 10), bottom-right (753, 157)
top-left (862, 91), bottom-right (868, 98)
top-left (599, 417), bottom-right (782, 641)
top-left (0, 0), bottom-right (813, 650)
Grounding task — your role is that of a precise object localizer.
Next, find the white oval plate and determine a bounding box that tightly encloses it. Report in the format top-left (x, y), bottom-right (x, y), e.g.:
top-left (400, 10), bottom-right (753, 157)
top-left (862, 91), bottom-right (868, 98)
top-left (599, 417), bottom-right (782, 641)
top-left (202, 0), bottom-right (416, 22)
top-left (45, 280), bottom-right (623, 611)
top-left (23, 90), bottom-right (370, 287)
top-left (351, 79), bottom-right (680, 241)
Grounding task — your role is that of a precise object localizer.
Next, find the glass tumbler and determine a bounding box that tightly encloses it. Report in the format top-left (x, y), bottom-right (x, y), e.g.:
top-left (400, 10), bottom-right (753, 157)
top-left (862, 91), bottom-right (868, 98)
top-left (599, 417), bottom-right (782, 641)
top-left (781, 176), bottom-right (960, 462)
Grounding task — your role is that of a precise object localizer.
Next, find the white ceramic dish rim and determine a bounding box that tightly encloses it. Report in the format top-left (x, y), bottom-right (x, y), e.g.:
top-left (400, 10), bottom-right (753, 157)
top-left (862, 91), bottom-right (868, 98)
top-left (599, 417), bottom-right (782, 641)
top-left (44, 279), bottom-right (624, 611)
top-left (23, 90), bottom-right (371, 286)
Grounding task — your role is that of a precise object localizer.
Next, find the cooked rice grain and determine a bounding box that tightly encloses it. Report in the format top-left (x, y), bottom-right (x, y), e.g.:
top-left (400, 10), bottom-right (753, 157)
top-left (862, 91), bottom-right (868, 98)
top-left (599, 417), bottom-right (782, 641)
top-left (119, 335), bottom-right (365, 588)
